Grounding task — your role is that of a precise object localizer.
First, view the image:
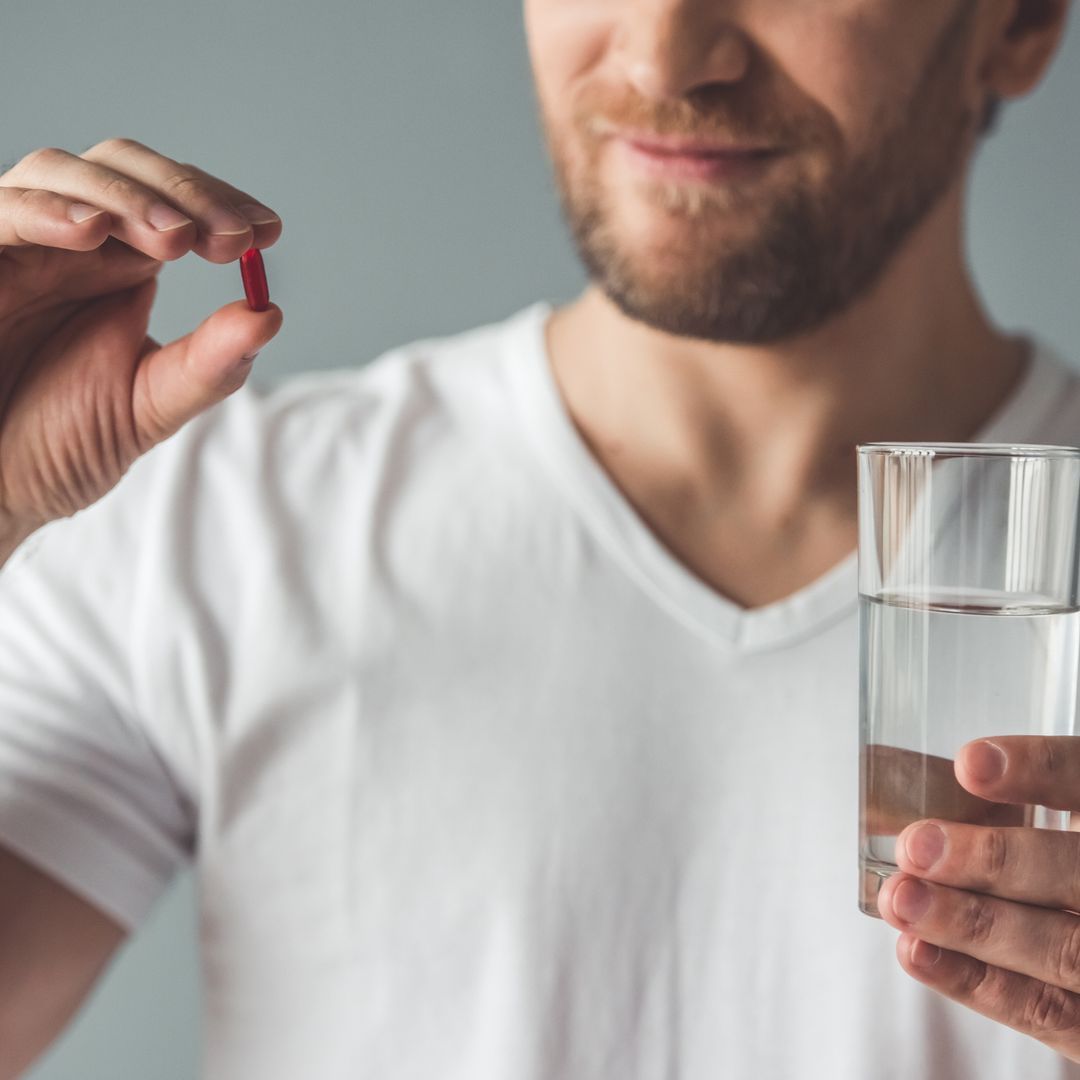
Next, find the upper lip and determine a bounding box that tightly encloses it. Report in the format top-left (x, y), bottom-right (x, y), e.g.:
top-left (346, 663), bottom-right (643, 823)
top-left (611, 128), bottom-right (778, 156)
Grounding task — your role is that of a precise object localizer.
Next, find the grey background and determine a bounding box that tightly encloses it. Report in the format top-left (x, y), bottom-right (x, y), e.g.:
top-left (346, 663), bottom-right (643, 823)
top-left (0, 2), bottom-right (1076, 1076)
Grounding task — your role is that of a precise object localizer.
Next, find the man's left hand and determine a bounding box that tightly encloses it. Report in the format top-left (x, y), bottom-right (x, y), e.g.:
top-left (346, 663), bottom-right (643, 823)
top-left (878, 736), bottom-right (1080, 1062)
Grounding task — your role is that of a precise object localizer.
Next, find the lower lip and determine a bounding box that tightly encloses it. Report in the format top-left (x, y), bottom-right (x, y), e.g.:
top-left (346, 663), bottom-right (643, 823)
top-left (619, 139), bottom-right (782, 182)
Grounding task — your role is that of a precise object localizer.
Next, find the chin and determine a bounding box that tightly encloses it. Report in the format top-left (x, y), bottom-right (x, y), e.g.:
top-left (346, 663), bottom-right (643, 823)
top-left (608, 210), bottom-right (751, 280)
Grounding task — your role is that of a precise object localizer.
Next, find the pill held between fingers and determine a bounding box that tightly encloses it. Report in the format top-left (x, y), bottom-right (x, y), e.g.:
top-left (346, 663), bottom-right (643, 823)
top-left (240, 247), bottom-right (270, 312)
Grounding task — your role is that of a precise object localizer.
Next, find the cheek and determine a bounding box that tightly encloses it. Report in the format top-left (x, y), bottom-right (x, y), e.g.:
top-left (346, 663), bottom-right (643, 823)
top-left (758, 3), bottom-right (945, 144)
top-left (525, 0), bottom-right (614, 124)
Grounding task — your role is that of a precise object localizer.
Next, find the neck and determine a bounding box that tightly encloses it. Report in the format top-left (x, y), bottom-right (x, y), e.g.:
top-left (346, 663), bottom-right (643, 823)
top-left (547, 180), bottom-right (1028, 533)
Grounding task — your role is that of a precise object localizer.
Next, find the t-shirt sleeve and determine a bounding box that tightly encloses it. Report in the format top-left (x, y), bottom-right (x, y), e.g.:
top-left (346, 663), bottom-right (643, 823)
top-left (0, 444), bottom-right (197, 931)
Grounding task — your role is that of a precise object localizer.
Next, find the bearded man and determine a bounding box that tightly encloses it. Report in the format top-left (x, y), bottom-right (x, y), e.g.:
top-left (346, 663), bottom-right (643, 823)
top-left (0, 1), bottom-right (1076, 1077)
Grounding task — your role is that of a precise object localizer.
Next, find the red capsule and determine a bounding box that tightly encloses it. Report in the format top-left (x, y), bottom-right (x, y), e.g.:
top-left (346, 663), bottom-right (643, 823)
top-left (240, 247), bottom-right (270, 311)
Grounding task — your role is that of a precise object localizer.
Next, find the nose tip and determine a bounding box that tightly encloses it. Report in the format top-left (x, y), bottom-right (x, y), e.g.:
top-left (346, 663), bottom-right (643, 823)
top-left (618, 18), bottom-right (752, 101)
top-left (625, 60), bottom-right (671, 101)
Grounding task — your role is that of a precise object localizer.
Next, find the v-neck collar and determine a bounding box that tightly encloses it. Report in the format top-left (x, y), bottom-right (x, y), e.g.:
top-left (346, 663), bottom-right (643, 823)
top-left (503, 303), bottom-right (1071, 652)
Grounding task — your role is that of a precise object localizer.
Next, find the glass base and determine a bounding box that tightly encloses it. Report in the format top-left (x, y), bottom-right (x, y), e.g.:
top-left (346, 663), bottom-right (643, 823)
top-left (859, 857), bottom-right (897, 919)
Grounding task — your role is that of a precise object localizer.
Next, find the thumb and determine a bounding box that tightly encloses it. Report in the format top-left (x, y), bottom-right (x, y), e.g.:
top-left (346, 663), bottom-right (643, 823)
top-left (131, 287), bottom-right (283, 451)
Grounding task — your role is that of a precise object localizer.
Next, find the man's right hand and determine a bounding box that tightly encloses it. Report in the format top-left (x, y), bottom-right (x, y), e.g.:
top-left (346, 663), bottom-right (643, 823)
top-left (0, 137), bottom-right (284, 554)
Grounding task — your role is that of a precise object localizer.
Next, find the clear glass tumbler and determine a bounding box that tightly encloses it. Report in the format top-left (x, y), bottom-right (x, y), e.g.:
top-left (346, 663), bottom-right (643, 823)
top-left (857, 443), bottom-right (1080, 917)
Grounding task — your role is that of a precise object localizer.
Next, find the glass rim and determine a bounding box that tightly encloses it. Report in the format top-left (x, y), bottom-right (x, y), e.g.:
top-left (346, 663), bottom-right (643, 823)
top-left (857, 442), bottom-right (1080, 459)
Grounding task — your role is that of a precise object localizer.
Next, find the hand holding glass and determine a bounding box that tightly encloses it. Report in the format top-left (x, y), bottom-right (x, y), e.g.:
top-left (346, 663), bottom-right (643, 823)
top-left (857, 444), bottom-right (1080, 917)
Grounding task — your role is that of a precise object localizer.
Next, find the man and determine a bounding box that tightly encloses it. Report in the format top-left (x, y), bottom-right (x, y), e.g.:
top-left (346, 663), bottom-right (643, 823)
top-left (0, 0), bottom-right (1075, 1076)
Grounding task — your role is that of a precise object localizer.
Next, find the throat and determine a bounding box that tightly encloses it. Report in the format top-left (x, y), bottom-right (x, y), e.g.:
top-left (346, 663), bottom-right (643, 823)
top-left (607, 473), bottom-right (859, 610)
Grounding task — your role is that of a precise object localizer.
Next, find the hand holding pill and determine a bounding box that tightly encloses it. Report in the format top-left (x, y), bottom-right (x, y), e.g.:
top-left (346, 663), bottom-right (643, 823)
top-left (0, 137), bottom-right (284, 561)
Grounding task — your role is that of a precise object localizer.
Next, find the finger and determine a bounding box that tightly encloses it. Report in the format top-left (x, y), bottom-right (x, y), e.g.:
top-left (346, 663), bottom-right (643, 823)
top-left (172, 160), bottom-right (282, 238)
top-left (895, 932), bottom-right (1080, 1057)
top-left (131, 293), bottom-right (284, 451)
top-left (878, 872), bottom-right (1080, 995)
top-left (957, 737), bottom-right (1080, 813)
top-left (895, 820), bottom-right (1080, 911)
top-left (0, 186), bottom-right (113, 249)
top-left (82, 139), bottom-right (282, 254)
top-left (0, 145), bottom-right (239, 264)
top-left (864, 745), bottom-right (1025, 836)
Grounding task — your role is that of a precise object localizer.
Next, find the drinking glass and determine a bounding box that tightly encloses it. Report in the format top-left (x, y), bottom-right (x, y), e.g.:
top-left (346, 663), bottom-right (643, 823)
top-left (857, 443), bottom-right (1080, 917)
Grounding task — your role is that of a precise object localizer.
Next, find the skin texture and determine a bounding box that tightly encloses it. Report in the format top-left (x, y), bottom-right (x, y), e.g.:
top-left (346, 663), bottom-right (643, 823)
top-left (527, 0), bottom-right (1080, 1061)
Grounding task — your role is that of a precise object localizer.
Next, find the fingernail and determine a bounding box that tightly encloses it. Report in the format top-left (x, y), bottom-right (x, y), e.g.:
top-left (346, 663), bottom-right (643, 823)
top-left (237, 203), bottom-right (279, 225)
top-left (909, 939), bottom-right (942, 969)
top-left (68, 203), bottom-right (106, 224)
top-left (207, 208), bottom-right (251, 236)
top-left (966, 740), bottom-right (1006, 784)
top-left (904, 823), bottom-right (945, 871)
top-left (892, 878), bottom-right (932, 924)
top-left (148, 204), bottom-right (194, 232)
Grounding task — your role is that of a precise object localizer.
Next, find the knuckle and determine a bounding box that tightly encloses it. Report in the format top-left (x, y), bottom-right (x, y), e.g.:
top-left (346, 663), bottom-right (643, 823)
top-left (1068, 839), bottom-right (1080, 904)
top-left (960, 892), bottom-right (998, 946)
top-left (176, 162), bottom-right (221, 188)
top-left (958, 958), bottom-right (1001, 1001)
top-left (1052, 923), bottom-right (1080, 989)
top-left (90, 137), bottom-right (144, 160)
top-left (1037, 738), bottom-right (1061, 779)
top-left (20, 146), bottom-right (66, 172)
top-left (1022, 980), bottom-right (1077, 1035)
top-left (14, 187), bottom-right (51, 216)
top-left (133, 390), bottom-right (168, 451)
top-left (976, 829), bottom-right (1011, 886)
top-left (98, 173), bottom-right (138, 202)
top-left (160, 172), bottom-right (212, 202)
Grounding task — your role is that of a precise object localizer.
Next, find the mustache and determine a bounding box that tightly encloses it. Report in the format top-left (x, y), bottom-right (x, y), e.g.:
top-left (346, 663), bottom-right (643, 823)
top-left (572, 84), bottom-right (824, 146)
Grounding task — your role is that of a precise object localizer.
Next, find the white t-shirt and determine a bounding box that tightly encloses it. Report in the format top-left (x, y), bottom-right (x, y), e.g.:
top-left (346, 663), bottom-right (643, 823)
top-left (1, 304), bottom-right (1079, 1080)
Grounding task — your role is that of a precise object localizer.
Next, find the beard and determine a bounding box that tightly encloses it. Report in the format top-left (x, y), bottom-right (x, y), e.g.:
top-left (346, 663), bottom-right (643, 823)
top-left (542, 2), bottom-right (980, 345)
